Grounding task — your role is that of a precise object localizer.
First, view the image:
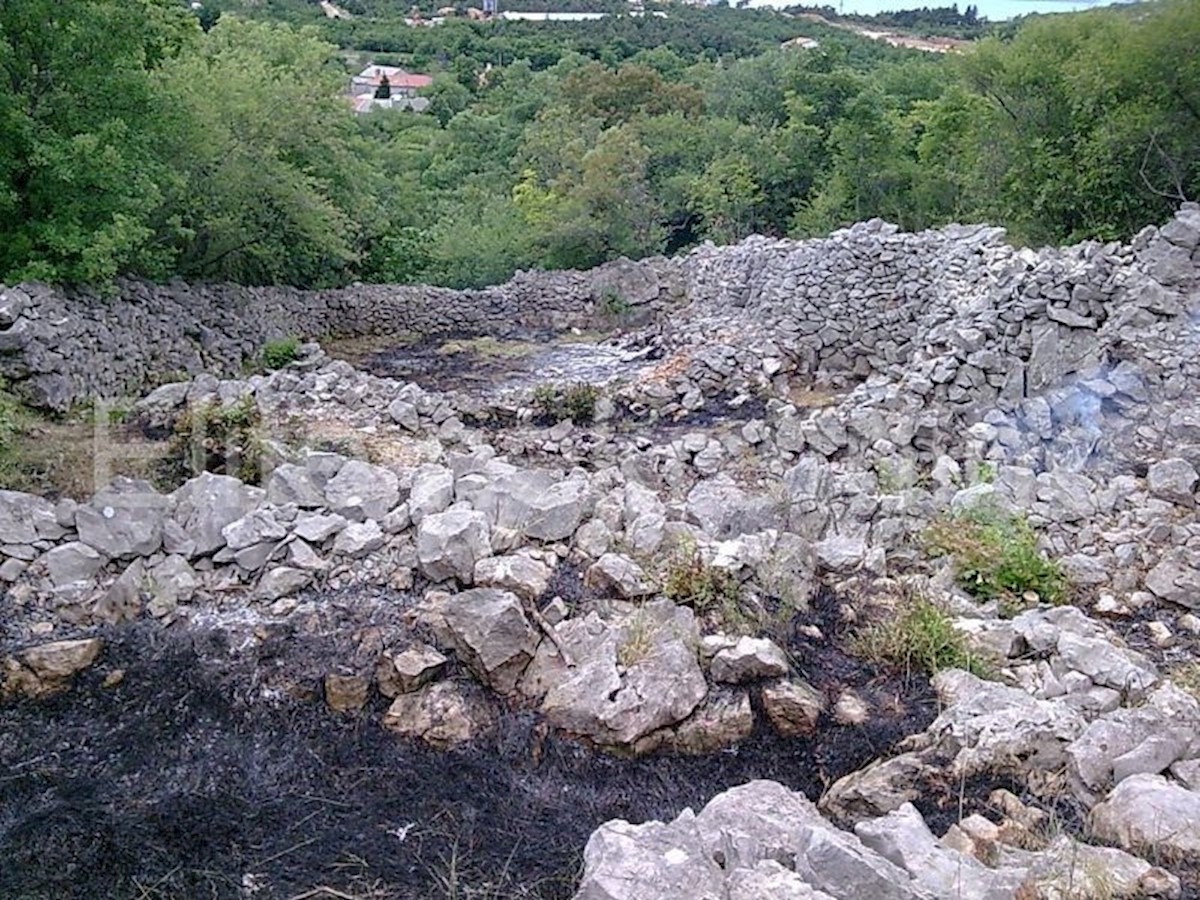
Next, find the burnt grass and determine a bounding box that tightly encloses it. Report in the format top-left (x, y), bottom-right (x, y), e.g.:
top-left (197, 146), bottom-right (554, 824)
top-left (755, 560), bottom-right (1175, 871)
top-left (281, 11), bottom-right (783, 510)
top-left (1, 591), bottom-right (936, 900)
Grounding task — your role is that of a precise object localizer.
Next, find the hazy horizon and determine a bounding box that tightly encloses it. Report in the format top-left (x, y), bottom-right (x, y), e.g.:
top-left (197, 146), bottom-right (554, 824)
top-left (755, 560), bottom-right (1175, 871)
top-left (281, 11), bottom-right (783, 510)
top-left (747, 0), bottom-right (1137, 20)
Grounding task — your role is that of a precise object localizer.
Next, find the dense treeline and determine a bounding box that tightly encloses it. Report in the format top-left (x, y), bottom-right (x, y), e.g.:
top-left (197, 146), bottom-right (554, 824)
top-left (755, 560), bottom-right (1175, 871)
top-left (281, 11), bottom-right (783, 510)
top-left (0, 0), bottom-right (1195, 289)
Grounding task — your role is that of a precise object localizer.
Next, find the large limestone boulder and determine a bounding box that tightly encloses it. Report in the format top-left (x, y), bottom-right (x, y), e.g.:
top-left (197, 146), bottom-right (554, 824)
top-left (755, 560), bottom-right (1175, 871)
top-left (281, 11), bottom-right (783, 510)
top-left (439, 588), bottom-right (539, 695)
top-left (1090, 774), bottom-right (1200, 859)
top-left (522, 599), bottom-right (707, 749)
top-left (76, 478), bottom-right (170, 558)
top-left (0, 490), bottom-right (63, 544)
top-left (474, 470), bottom-right (594, 542)
top-left (692, 781), bottom-right (926, 899)
top-left (855, 803), bottom-right (1029, 899)
top-left (323, 459), bottom-right (400, 521)
top-left (575, 811), bottom-right (725, 900)
top-left (1067, 683), bottom-right (1200, 805)
top-left (727, 861), bottom-right (837, 900)
top-left (172, 472), bottom-right (265, 557)
top-left (417, 509), bottom-right (492, 583)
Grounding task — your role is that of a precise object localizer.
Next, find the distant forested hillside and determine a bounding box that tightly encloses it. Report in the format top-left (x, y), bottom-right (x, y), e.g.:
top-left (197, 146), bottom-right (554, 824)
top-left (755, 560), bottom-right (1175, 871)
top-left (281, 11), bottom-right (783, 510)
top-left (0, 0), bottom-right (1195, 288)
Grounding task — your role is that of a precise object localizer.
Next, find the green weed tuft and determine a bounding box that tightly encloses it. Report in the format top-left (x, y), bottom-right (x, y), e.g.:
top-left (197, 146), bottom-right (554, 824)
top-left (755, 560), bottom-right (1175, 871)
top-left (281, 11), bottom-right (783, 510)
top-left (853, 596), bottom-right (989, 678)
top-left (924, 502), bottom-right (1067, 614)
top-left (261, 336), bottom-right (301, 371)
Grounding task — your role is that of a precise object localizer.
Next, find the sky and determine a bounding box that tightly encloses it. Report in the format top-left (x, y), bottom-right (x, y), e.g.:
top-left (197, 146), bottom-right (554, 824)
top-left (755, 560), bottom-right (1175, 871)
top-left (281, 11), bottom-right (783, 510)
top-left (747, 0), bottom-right (1133, 19)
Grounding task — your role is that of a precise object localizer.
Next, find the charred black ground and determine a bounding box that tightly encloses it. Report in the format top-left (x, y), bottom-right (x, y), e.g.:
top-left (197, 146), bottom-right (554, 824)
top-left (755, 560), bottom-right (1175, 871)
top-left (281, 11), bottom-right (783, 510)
top-left (0, 590), bottom-right (936, 900)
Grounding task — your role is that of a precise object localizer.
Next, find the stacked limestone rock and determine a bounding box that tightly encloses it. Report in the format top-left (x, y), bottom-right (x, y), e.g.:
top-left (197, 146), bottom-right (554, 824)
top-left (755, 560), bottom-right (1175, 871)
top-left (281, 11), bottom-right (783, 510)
top-left (0, 255), bottom-right (680, 410)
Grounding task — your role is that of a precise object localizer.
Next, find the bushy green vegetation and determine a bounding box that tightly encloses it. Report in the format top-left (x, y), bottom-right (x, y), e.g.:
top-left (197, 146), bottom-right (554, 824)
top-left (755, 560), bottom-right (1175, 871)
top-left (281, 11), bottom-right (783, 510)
top-left (925, 502), bottom-right (1068, 613)
top-left (531, 382), bottom-right (599, 423)
top-left (1, 0), bottom-right (1195, 290)
top-left (260, 336), bottom-right (301, 370)
top-left (854, 596), bottom-right (988, 677)
top-left (663, 544), bottom-right (742, 613)
top-left (171, 397), bottom-right (265, 484)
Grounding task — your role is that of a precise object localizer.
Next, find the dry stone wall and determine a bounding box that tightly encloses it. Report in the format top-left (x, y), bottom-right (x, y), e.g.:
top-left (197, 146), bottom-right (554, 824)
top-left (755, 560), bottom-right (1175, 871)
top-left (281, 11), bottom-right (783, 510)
top-left (0, 256), bottom-right (681, 410)
top-left (2, 206), bottom-right (1198, 414)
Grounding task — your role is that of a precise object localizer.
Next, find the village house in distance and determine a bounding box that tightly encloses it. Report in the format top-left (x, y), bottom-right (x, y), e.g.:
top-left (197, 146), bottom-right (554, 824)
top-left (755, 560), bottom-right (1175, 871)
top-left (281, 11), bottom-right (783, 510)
top-left (349, 64), bottom-right (433, 114)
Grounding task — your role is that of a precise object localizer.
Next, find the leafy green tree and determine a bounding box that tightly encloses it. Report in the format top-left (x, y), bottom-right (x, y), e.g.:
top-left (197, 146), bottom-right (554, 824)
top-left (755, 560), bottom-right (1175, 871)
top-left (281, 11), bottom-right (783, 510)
top-left (157, 17), bottom-right (381, 285)
top-left (0, 0), bottom-right (197, 283)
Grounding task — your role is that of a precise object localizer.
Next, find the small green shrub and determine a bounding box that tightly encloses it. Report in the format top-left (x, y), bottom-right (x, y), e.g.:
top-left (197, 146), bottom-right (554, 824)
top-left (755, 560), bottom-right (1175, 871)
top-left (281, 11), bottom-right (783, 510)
top-left (853, 597), bottom-right (988, 678)
top-left (600, 288), bottom-right (632, 319)
top-left (170, 396), bottom-right (265, 484)
top-left (531, 382), bottom-right (599, 424)
top-left (924, 502), bottom-right (1067, 613)
top-left (261, 336), bottom-right (301, 370)
top-left (663, 544), bottom-right (742, 613)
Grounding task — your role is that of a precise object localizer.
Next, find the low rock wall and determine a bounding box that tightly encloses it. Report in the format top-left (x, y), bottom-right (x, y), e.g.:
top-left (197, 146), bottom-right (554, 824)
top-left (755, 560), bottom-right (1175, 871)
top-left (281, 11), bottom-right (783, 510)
top-left (2, 206), bottom-right (1198, 412)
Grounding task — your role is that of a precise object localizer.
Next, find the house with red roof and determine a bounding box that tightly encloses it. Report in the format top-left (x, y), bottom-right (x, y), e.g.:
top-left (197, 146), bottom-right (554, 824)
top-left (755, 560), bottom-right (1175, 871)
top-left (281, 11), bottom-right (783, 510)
top-left (351, 64), bottom-right (433, 99)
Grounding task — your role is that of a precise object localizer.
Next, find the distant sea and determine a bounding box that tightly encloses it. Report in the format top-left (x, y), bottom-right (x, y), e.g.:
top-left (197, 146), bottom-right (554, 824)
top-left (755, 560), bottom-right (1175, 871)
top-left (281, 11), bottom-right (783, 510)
top-left (748, 0), bottom-right (1138, 20)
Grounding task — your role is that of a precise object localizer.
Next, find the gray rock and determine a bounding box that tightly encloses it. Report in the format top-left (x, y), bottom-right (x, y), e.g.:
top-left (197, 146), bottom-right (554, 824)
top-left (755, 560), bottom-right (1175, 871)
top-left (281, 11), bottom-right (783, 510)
top-left (855, 802), bottom-right (1028, 899)
top-left (146, 555), bottom-right (198, 611)
top-left (1055, 630), bottom-right (1158, 700)
top-left (439, 588), bottom-right (539, 695)
top-left (42, 541), bottom-right (105, 588)
top-left (332, 520), bottom-right (384, 558)
top-left (584, 553), bottom-right (657, 599)
top-left (292, 513), bottom-right (347, 544)
top-left (94, 558), bottom-right (145, 623)
top-left (693, 781), bottom-right (924, 900)
top-left (76, 479), bottom-right (169, 558)
top-left (265, 463), bottom-right (326, 508)
top-left (523, 600), bottom-right (707, 748)
top-left (727, 861), bottom-right (837, 900)
top-left (1145, 551), bottom-right (1200, 609)
top-left (0, 491), bottom-right (60, 545)
top-left (408, 464), bottom-right (455, 524)
top-left (574, 809), bottom-right (725, 900)
top-left (473, 553), bottom-right (553, 601)
top-left (323, 459), bottom-right (400, 521)
top-left (387, 398), bottom-right (420, 431)
top-left (417, 509), bottom-right (491, 583)
top-left (1147, 458), bottom-right (1198, 505)
top-left (710, 637), bottom-right (789, 684)
top-left (1090, 773), bottom-right (1200, 858)
top-left (221, 508), bottom-right (286, 551)
top-left (814, 535), bottom-right (867, 573)
top-left (256, 565), bottom-right (313, 601)
top-left (476, 471), bottom-right (593, 542)
top-left (173, 472), bottom-right (265, 557)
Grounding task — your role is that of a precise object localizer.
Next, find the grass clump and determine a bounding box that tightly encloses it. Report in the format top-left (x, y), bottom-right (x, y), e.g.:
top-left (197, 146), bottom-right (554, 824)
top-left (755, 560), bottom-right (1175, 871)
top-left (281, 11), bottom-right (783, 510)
top-left (531, 382), bottom-right (599, 424)
top-left (853, 596), bottom-right (989, 678)
top-left (617, 609), bottom-right (656, 668)
top-left (260, 336), bottom-right (301, 371)
top-left (663, 546), bottom-right (741, 612)
top-left (600, 288), bottom-right (632, 320)
top-left (924, 502), bottom-right (1067, 615)
top-left (170, 396), bottom-right (265, 484)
